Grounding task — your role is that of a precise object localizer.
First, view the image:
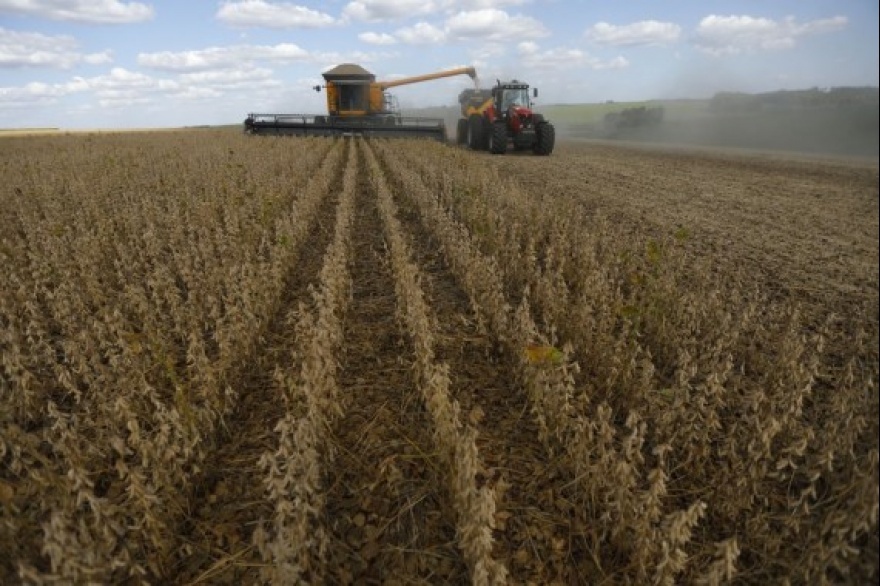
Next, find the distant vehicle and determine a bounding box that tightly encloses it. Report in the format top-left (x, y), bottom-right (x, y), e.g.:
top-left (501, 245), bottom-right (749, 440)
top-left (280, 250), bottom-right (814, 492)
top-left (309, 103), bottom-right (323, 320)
top-left (458, 79), bottom-right (555, 155)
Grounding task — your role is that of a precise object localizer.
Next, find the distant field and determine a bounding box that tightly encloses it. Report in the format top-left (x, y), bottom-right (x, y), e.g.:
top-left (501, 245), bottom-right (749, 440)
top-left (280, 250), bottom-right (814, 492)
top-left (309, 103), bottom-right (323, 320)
top-left (0, 128), bottom-right (61, 136)
top-left (0, 126), bottom-right (233, 137)
top-left (407, 93), bottom-right (879, 158)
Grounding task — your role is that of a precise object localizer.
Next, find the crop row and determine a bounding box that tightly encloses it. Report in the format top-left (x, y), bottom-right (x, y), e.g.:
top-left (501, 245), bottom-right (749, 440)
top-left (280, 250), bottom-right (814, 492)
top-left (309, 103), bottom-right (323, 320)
top-left (1, 131), bottom-right (876, 584)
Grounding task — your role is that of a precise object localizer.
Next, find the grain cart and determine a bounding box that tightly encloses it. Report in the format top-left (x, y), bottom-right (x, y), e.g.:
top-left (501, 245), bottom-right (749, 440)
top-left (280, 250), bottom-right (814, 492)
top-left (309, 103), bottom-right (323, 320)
top-left (245, 63), bottom-right (477, 141)
top-left (458, 79), bottom-right (555, 155)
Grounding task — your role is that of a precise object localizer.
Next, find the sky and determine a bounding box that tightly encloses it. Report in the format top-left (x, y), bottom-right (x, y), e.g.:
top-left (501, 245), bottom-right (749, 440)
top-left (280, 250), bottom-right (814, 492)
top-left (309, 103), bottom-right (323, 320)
top-left (1, 0), bottom-right (878, 129)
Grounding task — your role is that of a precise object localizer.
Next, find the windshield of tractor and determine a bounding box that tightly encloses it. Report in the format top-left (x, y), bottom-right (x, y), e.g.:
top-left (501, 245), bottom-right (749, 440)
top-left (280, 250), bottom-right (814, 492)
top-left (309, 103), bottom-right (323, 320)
top-left (500, 87), bottom-right (530, 110)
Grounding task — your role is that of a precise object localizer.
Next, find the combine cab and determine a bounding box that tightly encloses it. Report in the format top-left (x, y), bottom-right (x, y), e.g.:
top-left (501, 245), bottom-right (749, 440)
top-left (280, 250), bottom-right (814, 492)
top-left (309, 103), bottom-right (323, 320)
top-left (245, 63), bottom-right (476, 141)
top-left (458, 79), bottom-right (555, 155)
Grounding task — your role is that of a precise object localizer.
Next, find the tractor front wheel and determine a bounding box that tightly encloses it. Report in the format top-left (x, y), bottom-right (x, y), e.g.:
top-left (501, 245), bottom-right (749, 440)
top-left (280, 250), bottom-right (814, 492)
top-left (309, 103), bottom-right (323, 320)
top-left (489, 121), bottom-right (508, 154)
top-left (533, 122), bottom-right (555, 155)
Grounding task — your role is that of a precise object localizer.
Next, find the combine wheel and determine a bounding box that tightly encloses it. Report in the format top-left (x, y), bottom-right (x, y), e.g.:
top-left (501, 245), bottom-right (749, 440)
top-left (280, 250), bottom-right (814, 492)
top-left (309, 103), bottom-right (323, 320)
top-left (456, 118), bottom-right (467, 145)
top-left (533, 122), bottom-right (555, 155)
top-left (467, 115), bottom-right (486, 150)
top-left (489, 121), bottom-right (507, 155)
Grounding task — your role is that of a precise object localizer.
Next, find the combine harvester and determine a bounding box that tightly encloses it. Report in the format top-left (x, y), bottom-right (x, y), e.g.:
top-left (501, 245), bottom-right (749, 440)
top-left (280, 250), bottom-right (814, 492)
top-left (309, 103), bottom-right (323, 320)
top-left (244, 63), bottom-right (476, 141)
top-left (458, 78), bottom-right (555, 155)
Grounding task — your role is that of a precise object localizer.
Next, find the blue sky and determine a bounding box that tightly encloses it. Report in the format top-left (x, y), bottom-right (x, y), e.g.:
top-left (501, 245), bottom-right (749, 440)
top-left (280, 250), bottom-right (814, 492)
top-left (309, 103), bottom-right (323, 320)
top-left (1, 0), bottom-right (877, 129)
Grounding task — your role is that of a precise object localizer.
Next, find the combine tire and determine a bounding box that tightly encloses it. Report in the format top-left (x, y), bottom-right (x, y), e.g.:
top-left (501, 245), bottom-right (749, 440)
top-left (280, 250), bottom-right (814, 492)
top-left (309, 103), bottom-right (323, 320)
top-left (489, 121), bottom-right (507, 155)
top-left (533, 122), bottom-right (555, 155)
top-left (467, 115), bottom-right (486, 150)
top-left (456, 118), bottom-right (467, 144)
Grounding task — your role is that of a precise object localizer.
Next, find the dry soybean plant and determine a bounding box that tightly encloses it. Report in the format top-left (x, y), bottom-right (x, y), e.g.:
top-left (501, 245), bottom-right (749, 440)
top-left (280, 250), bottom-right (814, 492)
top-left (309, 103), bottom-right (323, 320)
top-left (254, 137), bottom-right (356, 582)
top-left (2, 131), bottom-right (335, 581)
top-left (1, 130), bottom-right (876, 584)
top-left (364, 140), bottom-right (507, 584)
top-left (380, 138), bottom-right (878, 583)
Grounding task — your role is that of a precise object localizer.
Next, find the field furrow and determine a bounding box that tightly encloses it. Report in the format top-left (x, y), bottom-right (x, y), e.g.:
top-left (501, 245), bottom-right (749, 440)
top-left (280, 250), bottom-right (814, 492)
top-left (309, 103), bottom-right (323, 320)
top-left (322, 139), bottom-right (467, 584)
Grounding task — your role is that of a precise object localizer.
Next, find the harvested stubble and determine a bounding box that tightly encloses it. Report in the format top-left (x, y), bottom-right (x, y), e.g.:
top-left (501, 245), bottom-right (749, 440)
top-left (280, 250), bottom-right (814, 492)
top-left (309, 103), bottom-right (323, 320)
top-left (1, 130), bottom-right (877, 585)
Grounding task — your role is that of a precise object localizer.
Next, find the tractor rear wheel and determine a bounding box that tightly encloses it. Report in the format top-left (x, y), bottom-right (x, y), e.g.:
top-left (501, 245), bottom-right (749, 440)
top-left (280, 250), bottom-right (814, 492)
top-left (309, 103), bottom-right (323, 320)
top-left (489, 121), bottom-right (508, 154)
top-left (533, 122), bottom-right (555, 155)
top-left (456, 118), bottom-right (467, 144)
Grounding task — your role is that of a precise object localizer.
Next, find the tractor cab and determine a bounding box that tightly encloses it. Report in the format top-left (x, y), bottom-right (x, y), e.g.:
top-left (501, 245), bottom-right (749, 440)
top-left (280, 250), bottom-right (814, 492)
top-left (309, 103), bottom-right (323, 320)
top-left (493, 81), bottom-right (536, 116)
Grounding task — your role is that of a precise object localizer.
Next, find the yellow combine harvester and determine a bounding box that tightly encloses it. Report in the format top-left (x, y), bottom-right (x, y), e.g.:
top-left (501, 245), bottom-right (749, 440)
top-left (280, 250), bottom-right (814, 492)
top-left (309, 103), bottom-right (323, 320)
top-left (245, 63), bottom-right (477, 141)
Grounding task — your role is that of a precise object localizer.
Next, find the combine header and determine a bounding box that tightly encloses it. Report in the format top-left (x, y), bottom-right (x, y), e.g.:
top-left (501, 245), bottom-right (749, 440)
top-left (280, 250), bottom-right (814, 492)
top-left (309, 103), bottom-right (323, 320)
top-left (245, 63), bottom-right (477, 141)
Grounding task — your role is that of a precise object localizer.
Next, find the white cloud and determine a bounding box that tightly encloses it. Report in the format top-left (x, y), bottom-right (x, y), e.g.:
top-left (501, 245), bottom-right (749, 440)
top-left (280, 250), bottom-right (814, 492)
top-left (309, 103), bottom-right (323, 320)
top-left (0, 67), bottom-right (164, 109)
top-left (516, 41), bottom-right (629, 71)
top-left (178, 67), bottom-right (277, 89)
top-left (342, 0), bottom-right (528, 19)
top-left (0, 63), bottom-right (284, 112)
top-left (517, 41), bottom-right (538, 55)
top-left (396, 21), bottom-right (447, 44)
top-left (138, 43), bottom-right (312, 71)
top-left (171, 66), bottom-right (280, 101)
top-left (359, 31), bottom-right (397, 45)
top-left (138, 43), bottom-right (390, 77)
top-left (91, 67), bottom-right (160, 91)
top-left (83, 51), bottom-right (113, 65)
top-left (446, 9), bottom-right (548, 41)
top-left (343, 0), bottom-right (437, 22)
top-left (97, 91), bottom-right (151, 108)
top-left (0, 79), bottom-right (87, 107)
top-left (216, 1), bottom-right (336, 28)
top-left (694, 14), bottom-right (848, 56)
top-left (0, 0), bottom-right (153, 23)
top-left (361, 9), bottom-right (548, 47)
top-left (0, 27), bottom-right (111, 68)
top-left (249, 43), bottom-right (314, 63)
top-left (173, 87), bottom-right (223, 100)
top-left (456, 0), bottom-right (528, 7)
top-left (586, 20), bottom-right (681, 47)
top-left (139, 48), bottom-right (240, 72)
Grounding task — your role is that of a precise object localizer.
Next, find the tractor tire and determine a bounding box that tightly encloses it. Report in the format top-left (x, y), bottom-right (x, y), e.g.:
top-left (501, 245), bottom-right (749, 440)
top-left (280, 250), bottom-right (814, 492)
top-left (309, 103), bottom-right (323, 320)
top-left (467, 114), bottom-right (486, 150)
top-left (456, 118), bottom-right (467, 145)
top-left (489, 121), bottom-right (508, 155)
top-left (533, 122), bottom-right (555, 155)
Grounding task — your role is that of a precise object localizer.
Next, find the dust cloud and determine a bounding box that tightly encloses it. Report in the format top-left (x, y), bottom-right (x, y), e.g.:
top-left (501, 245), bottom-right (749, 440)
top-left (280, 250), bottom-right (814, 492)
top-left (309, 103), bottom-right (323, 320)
top-left (404, 87), bottom-right (879, 159)
top-left (557, 88), bottom-right (880, 159)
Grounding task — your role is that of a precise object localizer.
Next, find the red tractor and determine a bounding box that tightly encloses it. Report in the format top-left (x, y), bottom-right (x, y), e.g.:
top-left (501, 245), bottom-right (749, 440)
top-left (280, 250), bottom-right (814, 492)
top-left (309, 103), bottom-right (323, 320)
top-left (457, 79), bottom-right (555, 155)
